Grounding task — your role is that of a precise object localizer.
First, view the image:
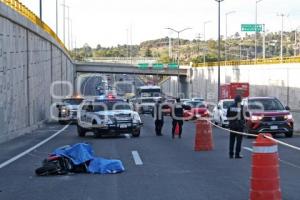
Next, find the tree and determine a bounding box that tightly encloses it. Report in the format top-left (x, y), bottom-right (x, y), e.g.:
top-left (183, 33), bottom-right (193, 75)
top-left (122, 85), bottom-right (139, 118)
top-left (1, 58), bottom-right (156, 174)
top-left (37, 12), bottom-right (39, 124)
top-left (145, 47), bottom-right (153, 57)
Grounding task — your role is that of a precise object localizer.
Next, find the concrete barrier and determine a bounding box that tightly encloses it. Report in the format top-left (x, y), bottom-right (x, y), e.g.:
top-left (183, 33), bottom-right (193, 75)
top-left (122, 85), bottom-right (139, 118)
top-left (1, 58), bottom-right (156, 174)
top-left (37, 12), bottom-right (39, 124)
top-left (0, 2), bottom-right (74, 143)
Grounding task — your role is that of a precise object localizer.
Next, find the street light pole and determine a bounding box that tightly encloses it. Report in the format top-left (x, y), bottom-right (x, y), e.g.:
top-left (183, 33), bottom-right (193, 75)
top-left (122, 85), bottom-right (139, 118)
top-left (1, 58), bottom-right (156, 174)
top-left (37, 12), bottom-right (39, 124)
top-left (215, 0), bottom-right (224, 101)
top-left (61, 0), bottom-right (66, 45)
top-left (263, 25), bottom-right (266, 59)
top-left (203, 21), bottom-right (211, 66)
top-left (225, 11), bottom-right (236, 65)
top-left (165, 27), bottom-right (192, 96)
top-left (255, 0), bottom-right (263, 62)
top-left (277, 13), bottom-right (286, 63)
top-left (39, 0), bottom-right (42, 21)
top-left (294, 27), bottom-right (300, 56)
top-left (56, 0), bottom-right (59, 35)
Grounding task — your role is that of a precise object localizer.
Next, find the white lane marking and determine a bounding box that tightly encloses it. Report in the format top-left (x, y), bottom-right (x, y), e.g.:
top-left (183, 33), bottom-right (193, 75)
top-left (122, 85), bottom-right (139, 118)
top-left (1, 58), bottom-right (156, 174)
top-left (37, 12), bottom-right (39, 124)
top-left (131, 150), bottom-right (143, 165)
top-left (0, 124), bottom-right (70, 169)
top-left (279, 159), bottom-right (300, 169)
top-left (243, 146), bottom-right (300, 169)
top-left (243, 147), bottom-right (253, 152)
top-left (124, 134), bottom-right (131, 139)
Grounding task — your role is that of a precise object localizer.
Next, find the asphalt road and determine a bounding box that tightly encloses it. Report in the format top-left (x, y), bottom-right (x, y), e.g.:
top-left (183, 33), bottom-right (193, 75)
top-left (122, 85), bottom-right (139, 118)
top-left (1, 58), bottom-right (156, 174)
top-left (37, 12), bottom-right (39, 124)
top-left (1, 74), bottom-right (299, 200)
top-left (0, 114), bottom-right (299, 200)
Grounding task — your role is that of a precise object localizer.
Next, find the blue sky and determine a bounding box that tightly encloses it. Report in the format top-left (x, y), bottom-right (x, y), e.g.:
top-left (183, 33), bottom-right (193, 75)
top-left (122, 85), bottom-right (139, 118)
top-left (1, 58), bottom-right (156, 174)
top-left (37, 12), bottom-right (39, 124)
top-left (19, 0), bottom-right (300, 48)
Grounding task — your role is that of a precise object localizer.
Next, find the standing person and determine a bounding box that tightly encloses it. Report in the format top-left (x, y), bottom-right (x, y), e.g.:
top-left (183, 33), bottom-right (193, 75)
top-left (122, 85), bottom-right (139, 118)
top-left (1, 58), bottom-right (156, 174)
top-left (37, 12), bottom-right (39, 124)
top-left (226, 95), bottom-right (244, 159)
top-left (153, 98), bottom-right (164, 136)
top-left (171, 98), bottom-right (184, 139)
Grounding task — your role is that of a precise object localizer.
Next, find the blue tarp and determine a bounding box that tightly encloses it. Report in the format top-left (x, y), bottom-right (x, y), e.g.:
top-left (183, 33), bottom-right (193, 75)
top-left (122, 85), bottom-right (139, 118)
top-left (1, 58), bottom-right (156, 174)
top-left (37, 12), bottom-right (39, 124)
top-left (53, 143), bottom-right (125, 174)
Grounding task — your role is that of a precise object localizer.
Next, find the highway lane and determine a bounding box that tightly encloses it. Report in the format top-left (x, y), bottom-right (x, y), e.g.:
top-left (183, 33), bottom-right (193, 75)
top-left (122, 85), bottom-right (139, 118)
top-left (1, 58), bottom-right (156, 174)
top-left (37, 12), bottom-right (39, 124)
top-left (0, 115), bottom-right (299, 200)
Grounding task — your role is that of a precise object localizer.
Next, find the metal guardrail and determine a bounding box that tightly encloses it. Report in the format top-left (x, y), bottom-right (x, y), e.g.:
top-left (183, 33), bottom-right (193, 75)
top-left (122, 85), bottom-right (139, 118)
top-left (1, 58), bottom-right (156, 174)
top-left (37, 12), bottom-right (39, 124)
top-left (1, 0), bottom-right (68, 52)
top-left (193, 56), bottom-right (300, 67)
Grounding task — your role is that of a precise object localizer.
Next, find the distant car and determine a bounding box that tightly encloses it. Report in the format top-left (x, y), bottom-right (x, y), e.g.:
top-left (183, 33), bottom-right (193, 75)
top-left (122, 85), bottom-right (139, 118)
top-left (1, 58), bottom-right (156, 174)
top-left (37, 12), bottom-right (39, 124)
top-left (243, 97), bottom-right (294, 137)
top-left (191, 97), bottom-right (205, 102)
top-left (57, 96), bottom-right (84, 124)
top-left (212, 99), bottom-right (234, 127)
top-left (183, 101), bottom-right (210, 120)
top-left (181, 99), bottom-right (190, 103)
top-left (77, 95), bottom-right (143, 137)
top-left (160, 99), bottom-right (176, 116)
top-left (135, 97), bottom-right (159, 114)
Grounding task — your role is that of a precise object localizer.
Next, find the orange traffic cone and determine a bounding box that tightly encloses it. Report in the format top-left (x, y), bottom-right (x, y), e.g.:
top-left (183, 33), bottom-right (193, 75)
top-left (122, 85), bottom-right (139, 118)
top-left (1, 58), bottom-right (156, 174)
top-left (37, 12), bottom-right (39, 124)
top-left (174, 122), bottom-right (180, 136)
top-left (250, 133), bottom-right (281, 200)
top-left (194, 119), bottom-right (214, 151)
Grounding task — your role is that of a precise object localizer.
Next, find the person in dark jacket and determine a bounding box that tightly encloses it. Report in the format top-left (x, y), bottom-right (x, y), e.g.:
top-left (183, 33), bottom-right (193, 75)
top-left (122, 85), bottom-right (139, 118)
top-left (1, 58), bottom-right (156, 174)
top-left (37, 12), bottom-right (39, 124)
top-left (226, 95), bottom-right (244, 159)
top-left (171, 98), bottom-right (184, 139)
top-left (153, 98), bottom-right (164, 136)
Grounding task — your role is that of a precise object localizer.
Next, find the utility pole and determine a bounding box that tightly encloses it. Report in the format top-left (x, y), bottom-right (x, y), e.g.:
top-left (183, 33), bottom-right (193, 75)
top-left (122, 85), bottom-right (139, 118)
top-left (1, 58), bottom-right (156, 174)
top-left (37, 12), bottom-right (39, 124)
top-left (215, 0), bottom-right (224, 101)
top-left (255, 0), bottom-right (263, 62)
top-left (168, 36), bottom-right (172, 58)
top-left (225, 11), bottom-right (236, 65)
top-left (165, 27), bottom-right (192, 95)
top-left (203, 21), bottom-right (211, 66)
top-left (196, 33), bottom-right (202, 56)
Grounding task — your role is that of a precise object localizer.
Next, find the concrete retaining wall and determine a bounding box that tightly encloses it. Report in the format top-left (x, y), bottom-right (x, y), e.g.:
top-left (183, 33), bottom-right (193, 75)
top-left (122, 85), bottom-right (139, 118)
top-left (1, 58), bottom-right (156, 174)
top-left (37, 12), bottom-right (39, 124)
top-left (0, 2), bottom-right (74, 143)
top-left (161, 64), bottom-right (300, 131)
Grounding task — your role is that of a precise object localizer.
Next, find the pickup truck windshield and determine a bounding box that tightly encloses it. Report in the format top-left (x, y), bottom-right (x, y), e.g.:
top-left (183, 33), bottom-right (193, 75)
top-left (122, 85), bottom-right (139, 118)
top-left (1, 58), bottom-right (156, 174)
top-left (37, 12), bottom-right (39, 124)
top-left (248, 99), bottom-right (285, 111)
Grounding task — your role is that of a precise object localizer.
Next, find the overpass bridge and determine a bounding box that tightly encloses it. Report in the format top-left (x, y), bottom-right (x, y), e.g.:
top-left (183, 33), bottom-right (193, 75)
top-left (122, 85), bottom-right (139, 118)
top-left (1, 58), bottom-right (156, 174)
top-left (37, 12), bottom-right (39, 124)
top-left (75, 62), bottom-right (188, 76)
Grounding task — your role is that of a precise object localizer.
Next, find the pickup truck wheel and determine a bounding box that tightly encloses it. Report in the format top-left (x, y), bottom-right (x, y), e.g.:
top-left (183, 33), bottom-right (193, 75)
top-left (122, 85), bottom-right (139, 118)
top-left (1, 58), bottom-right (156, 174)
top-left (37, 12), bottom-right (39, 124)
top-left (132, 129), bottom-right (140, 137)
top-left (285, 131), bottom-right (293, 138)
top-left (77, 125), bottom-right (86, 137)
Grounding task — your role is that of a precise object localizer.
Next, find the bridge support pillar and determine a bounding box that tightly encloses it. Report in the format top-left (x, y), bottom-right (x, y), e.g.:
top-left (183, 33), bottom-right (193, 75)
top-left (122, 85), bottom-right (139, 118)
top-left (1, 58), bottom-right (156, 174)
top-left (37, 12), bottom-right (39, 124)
top-left (179, 76), bottom-right (190, 99)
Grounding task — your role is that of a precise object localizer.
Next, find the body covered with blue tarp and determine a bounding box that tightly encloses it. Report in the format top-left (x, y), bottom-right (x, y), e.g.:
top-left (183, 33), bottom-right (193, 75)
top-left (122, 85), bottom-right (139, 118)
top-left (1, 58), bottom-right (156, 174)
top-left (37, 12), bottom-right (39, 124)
top-left (53, 143), bottom-right (125, 174)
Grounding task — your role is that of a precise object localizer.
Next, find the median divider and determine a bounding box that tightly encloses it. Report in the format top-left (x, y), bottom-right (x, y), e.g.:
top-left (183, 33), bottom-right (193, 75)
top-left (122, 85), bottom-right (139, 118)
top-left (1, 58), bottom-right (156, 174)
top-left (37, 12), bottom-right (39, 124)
top-left (194, 119), bottom-right (214, 151)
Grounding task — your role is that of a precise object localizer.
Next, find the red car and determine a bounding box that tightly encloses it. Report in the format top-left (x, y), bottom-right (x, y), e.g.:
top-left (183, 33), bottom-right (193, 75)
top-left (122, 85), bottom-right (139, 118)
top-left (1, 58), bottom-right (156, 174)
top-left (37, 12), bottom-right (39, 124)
top-left (161, 99), bottom-right (176, 116)
top-left (183, 101), bottom-right (210, 120)
top-left (243, 97), bottom-right (294, 137)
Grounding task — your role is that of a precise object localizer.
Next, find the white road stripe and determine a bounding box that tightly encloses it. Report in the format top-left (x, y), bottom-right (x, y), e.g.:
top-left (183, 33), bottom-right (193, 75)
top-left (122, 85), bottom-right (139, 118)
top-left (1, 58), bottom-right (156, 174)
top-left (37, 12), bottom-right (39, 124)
top-left (131, 150), bottom-right (143, 165)
top-left (0, 124), bottom-right (70, 169)
top-left (243, 146), bottom-right (300, 169)
top-left (124, 134), bottom-right (131, 139)
top-left (243, 147), bottom-right (253, 152)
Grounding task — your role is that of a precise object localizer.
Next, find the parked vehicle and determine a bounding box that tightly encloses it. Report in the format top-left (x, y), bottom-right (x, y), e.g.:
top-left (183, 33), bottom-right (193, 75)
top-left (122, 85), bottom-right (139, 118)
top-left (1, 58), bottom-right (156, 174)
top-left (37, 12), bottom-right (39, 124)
top-left (160, 99), bottom-right (176, 116)
top-left (242, 97), bottom-right (294, 137)
top-left (220, 82), bottom-right (249, 100)
top-left (183, 101), bottom-right (210, 120)
top-left (135, 97), bottom-right (160, 114)
top-left (212, 99), bottom-right (234, 127)
top-left (191, 97), bottom-right (204, 102)
top-left (57, 96), bottom-right (84, 124)
top-left (77, 95), bottom-right (143, 137)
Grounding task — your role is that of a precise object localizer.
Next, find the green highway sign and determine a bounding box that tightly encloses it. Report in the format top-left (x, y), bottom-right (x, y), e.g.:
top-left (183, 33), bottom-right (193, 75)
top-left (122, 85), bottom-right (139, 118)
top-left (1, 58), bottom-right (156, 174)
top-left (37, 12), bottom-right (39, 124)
top-left (168, 63), bottom-right (179, 69)
top-left (153, 63), bottom-right (164, 69)
top-left (241, 24), bottom-right (264, 32)
top-left (138, 63), bottom-right (149, 69)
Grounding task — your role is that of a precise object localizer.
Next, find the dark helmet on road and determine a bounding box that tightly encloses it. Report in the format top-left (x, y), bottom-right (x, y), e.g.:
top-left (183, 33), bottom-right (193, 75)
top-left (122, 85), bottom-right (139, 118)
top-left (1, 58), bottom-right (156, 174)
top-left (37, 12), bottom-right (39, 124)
top-left (176, 98), bottom-right (180, 103)
top-left (234, 95), bottom-right (242, 103)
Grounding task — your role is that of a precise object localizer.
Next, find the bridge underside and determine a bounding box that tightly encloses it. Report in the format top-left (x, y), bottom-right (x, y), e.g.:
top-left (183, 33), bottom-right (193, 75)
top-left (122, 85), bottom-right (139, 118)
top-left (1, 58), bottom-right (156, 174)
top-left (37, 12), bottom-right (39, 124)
top-left (75, 62), bottom-right (187, 76)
